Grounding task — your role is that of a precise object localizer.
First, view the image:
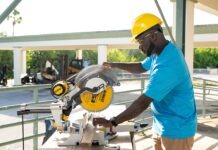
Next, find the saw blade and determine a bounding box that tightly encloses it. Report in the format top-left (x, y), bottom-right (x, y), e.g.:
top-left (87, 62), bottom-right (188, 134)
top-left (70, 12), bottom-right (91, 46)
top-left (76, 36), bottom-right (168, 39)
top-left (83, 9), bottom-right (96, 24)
top-left (80, 85), bottom-right (113, 112)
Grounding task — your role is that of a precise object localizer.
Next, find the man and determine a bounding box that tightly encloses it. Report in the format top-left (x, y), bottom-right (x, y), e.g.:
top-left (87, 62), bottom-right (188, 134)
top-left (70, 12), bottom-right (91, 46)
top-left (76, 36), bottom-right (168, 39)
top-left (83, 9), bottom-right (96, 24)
top-left (93, 13), bottom-right (197, 150)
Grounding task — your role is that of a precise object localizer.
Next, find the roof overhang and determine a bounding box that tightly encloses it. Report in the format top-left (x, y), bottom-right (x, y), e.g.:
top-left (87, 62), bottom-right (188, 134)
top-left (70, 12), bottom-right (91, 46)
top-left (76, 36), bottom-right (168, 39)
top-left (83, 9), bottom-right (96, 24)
top-left (0, 24), bottom-right (217, 50)
top-left (171, 0), bottom-right (218, 15)
top-left (0, 37), bottom-right (137, 50)
top-left (195, 0), bottom-right (218, 16)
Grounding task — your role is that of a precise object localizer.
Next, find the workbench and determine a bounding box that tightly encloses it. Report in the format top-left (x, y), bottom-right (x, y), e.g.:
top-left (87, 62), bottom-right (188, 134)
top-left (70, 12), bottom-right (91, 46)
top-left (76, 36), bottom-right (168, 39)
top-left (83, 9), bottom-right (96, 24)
top-left (39, 105), bottom-right (136, 150)
top-left (40, 131), bottom-right (135, 150)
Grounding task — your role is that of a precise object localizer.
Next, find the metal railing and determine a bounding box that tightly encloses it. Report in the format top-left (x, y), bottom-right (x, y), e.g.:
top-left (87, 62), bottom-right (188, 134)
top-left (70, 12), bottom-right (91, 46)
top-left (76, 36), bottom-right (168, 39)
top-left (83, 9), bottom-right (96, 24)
top-left (193, 77), bottom-right (218, 117)
top-left (0, 77), bottom-right (217, 149)
top-left (0, 84), bottom-right (52, 150)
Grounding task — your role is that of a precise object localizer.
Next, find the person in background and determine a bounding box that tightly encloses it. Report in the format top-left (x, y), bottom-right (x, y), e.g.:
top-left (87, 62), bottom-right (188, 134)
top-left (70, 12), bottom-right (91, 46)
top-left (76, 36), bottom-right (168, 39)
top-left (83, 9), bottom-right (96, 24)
top-left (93, 13), bottom-right (197, 150)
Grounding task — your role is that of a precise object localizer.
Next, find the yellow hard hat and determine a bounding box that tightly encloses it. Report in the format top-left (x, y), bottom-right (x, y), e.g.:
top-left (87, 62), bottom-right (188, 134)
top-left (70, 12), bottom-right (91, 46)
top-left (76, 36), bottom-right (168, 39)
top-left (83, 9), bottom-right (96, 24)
top-left (131, 13), bottom-right (162, 42)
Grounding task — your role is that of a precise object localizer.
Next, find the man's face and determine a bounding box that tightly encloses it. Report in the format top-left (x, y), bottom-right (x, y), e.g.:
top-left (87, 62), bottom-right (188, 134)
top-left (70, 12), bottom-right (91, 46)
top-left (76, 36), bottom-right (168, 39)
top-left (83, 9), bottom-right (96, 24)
top-left (136, 31), bottom-right (157, 57)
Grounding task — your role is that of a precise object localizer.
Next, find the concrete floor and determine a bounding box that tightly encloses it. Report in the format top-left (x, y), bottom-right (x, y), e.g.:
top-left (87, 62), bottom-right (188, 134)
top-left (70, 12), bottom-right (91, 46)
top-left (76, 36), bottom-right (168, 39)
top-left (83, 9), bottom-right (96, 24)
top-left (134, 116), bottom-right (218, 150)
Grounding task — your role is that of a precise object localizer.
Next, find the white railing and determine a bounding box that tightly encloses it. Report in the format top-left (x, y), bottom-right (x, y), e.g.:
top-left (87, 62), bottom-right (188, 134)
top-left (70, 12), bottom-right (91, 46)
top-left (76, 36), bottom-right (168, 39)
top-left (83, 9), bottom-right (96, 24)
top-left (0, 76), bottom-right (217, 149)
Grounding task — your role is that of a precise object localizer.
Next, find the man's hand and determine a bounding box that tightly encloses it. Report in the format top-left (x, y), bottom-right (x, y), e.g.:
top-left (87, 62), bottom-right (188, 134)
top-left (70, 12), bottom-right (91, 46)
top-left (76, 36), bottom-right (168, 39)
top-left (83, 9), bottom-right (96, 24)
top-left (93, 117), bottom-right (113, 127)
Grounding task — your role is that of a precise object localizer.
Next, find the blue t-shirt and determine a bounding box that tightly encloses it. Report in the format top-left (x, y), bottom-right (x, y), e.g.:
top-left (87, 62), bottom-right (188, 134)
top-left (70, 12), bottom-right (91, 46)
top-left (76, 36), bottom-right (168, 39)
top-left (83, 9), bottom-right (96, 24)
top-left (141, 41), bottom-right (197, 138)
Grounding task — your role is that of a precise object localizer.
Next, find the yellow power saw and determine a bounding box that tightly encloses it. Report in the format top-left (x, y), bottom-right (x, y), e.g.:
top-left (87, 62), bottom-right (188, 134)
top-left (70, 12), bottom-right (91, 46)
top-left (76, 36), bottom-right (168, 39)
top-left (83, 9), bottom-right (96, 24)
top-left (17, 65), bottom-right (121, 144)
top-left (50, 65), bottom-right (119, 113)
top-left (18, 65), bottom-right (119, 132)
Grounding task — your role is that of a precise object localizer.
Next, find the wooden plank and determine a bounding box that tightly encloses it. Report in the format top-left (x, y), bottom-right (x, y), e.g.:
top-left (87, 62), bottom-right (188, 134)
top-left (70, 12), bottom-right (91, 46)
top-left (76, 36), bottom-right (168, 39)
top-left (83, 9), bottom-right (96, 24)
top-left (80, 123), bottom-right (95, 144)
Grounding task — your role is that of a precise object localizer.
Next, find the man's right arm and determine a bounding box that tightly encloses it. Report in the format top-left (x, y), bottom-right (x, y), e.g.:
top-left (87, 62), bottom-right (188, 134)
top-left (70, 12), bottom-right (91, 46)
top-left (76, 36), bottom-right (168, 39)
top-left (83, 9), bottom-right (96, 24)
top-left (104, 62), bottom-right (146, 74)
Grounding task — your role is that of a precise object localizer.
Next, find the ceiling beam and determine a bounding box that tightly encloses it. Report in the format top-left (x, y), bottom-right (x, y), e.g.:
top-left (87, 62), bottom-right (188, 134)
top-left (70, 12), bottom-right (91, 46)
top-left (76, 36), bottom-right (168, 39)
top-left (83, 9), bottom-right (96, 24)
top-left (0, 0), bottom-right (22, 24)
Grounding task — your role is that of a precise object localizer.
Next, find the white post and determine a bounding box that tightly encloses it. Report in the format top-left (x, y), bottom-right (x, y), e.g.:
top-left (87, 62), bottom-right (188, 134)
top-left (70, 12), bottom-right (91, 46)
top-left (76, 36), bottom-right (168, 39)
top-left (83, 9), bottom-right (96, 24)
top-left (185, 0), bottom-right (195, 79)
top-left (172, 0), bottom-right (195, 79)
top-left (172, 2), bottom-right (176, 39)
top-left (76, 49), bottom-right (83, 59)
top-left (97, 45), bottom-right (107, 65)
top-left (13, 48), bottom-right (22, 85)
top-left (21, 50), bottom-right (27, 75)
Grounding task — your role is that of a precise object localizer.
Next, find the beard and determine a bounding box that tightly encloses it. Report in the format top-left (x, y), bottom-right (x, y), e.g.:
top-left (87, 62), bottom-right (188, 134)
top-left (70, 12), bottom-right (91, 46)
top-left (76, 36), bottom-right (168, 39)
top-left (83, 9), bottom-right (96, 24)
top-left (146, 41), bottom-right (155, 57)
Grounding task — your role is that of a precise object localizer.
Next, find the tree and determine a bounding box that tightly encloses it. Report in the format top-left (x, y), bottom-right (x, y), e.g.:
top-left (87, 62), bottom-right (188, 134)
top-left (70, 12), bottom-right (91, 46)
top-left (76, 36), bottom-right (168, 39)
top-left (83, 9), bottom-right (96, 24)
top-left (107, 49), bottom-right (146, 62)
top-left (27, 50), bottom-right (77, 74)
top-left (7, 9), bottom-right (22, 36)
top-left (0, 32), bottom-right (7, 37)
top-left (83, 50), bottom-right (98, 64)
top-left (0, 51), bottom-right (13, 78)
top-left (194, 48), bottom-right (218, 68)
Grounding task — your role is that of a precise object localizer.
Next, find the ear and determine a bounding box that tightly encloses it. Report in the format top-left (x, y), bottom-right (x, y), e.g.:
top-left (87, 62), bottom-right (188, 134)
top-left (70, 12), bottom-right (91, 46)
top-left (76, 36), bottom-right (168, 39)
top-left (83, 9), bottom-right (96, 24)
top-left (149, 32), bottom-right (158, 42)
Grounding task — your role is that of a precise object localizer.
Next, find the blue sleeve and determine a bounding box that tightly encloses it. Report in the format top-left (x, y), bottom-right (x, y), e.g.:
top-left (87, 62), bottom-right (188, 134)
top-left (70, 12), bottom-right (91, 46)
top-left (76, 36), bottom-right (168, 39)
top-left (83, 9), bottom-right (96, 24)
top-left (143, 66), bottom-right (179, 102)
top-left (141, 57), bottom-right (152, 70)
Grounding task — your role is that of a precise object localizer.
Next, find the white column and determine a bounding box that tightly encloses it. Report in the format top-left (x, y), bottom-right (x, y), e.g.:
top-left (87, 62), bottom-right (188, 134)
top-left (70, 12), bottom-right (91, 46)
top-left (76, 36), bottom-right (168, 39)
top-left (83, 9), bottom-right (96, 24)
top-left (172, 2), bottom-right (176, 39)
top-left (172, 0), bottom-right (195, 79)
top-left (21, 50), bottom-right (27, 74)
top-left (76, 49), bottom-right (83, 59)
top-left (185, 0), bottom-right (195, 79)
top-left (97, 45), bottom-right (107, 65)
top-left (13, 48), bottom-right (22, 85)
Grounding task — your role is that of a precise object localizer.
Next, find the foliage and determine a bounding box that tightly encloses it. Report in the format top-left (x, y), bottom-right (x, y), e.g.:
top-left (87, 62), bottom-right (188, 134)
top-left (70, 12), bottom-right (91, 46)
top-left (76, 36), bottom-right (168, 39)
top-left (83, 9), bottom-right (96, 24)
top-left (27, 49), bottom-right (145, 73)
top-left (0, 48), bottom-right (217, 78)
top-left (107, 49), bottom-right (146, 62)
top-left (0, 32), bottom-right (7, 37)
top-left (7, 9), bottom-right (22, 36)
top-left (27, 50), bottom-right (98, 74)
top-left (26, 48), bottom-right (218, 74)
top-left (27, 50), bottom-right (76, 74)
top-left (0, 51), bottom-right (13, 78)
top-left (194, 48), bottom-right (218, 68)
top-left (83, 50), bottom-right (97, 64)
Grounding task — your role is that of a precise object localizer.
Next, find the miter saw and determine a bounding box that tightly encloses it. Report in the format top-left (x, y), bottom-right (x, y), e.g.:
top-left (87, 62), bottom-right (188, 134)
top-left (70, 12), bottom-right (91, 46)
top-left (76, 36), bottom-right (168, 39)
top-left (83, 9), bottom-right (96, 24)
top-left (17, 65), bottom-right (147, 147)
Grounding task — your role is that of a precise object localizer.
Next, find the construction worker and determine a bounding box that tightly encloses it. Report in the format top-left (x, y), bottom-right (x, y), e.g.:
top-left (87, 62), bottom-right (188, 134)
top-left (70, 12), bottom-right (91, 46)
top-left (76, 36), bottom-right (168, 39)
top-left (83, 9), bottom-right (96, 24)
top-left (93, 13), bottom-right (197, 150)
